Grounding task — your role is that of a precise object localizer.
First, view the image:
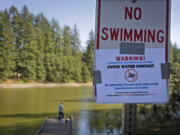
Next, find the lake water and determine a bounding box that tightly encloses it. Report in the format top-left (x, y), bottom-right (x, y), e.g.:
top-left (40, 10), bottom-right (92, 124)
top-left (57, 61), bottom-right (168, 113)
top-left (0, 86), bottom-right (122, 135)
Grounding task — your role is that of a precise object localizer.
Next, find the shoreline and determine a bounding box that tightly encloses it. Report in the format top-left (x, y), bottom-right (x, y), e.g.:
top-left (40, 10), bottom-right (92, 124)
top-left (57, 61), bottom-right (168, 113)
top-left (0, 83), bottom-right (92, 89)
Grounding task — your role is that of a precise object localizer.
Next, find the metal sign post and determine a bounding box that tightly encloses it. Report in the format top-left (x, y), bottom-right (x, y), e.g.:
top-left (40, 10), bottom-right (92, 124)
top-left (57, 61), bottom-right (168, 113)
top-left (123, 104), bottom-right (137, 135)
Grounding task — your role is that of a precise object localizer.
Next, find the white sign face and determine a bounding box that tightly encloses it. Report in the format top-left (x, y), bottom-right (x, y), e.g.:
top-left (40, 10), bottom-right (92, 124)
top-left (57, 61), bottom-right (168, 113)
top-left (94, 0), bottom-right (171, 104)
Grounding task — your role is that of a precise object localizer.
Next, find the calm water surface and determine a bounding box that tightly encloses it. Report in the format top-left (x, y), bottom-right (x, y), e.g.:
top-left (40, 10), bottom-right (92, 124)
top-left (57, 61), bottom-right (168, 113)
top-left (0, 86), bottom-right (122, 135)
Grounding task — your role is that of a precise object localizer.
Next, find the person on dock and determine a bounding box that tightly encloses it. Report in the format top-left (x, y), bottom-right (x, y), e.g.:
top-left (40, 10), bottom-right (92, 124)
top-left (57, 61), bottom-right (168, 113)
top-left (58, 102), bottom-right (64, 120)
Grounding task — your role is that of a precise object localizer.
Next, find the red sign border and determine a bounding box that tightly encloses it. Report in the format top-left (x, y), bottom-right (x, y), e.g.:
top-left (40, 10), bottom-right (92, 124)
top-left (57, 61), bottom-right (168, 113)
top-left (96, 0), bottom-right (171, 63)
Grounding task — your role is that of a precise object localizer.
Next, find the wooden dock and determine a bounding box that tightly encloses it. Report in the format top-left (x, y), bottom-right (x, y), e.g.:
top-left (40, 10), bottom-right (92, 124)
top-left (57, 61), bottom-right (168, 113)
top-left (37, 117), bottom-right (72, 135)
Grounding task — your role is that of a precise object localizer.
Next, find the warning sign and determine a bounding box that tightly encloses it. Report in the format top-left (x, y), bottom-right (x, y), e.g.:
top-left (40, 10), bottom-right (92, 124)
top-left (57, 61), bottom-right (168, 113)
top-left (94, 0), bottom-right (171, 104)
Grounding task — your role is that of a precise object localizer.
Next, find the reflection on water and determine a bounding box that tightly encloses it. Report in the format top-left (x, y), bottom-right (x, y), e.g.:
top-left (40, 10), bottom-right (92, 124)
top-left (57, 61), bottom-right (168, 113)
top-left (76, 111), bottom-right (91, 135)
top-left (73, 110), bottom-right (122, 135)
top-left (0, 87), bottom-right (122, 135)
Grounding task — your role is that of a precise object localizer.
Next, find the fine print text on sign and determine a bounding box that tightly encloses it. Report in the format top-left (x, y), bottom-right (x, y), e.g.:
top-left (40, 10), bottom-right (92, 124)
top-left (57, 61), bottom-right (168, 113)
top-left (94, 0), bottom-right (171, 104)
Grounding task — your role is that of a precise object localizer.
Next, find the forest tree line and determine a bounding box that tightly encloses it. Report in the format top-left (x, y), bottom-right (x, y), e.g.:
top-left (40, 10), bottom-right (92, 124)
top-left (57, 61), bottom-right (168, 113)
top-left (0, 6), bottom-right (94, 83)
top-left (0, 6), bottom-right (180, 86)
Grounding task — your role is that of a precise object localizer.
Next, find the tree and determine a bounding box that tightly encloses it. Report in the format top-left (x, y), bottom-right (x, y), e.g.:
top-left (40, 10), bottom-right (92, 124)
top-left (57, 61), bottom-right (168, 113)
top-left (71, 24), bottom-right (83, 82)
top-left (62, 26), bottom-right (73, 56)
top-left (14, 6), bottom-right (38, 80)
top-left (41, 17), bottom-right (57, 82)
top-left (0, 11), bottom-right (15, 80)
top-left (9, 6), bottom-right (22, 79)
top-left (83, 30), bottom-right (95, 78)
top-left (72, 24), bottom-right (81, 54)
top-left (81, 64), bottom-right (91, 82)
top-left (168, 44), bottom-right (180, 117)
top-left (33, 25), bottom-right (46, 82)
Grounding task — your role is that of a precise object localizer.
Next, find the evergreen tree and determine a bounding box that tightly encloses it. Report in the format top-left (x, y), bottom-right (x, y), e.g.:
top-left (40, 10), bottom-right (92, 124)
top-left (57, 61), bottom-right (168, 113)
top-left (170, 44), bottom-right (180, 78)
top-left (42, 18), bottom-right (57, 82)
top-left (71, 24), bottom-right (83, 82)
top-left (9, 6), bottom-right (22, 79)
top-left (59, 26), bottom-right (73, 82)
top-left (72, 24), bottom-right (81, 54)
top-left (169, 44), bottom-right (180, 115)
top-left (34, 24), bottom-right (46, 81)
top-left (83, 30), bottom-right (95, 78)
top-left (0, 11), bottom-right (15, 80)
top-left (62, 26), bottom-right (73, 56)
top-left (33, 13), bottom-right (50, 81)
top-left (15, 6), bottom-right (37, 80)
top-left (81, 64), bottom-right (91, 82)
top-left (51, 19), bottom-right (62, 54)
top-left (50, 19), bottom-right (63, 82)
